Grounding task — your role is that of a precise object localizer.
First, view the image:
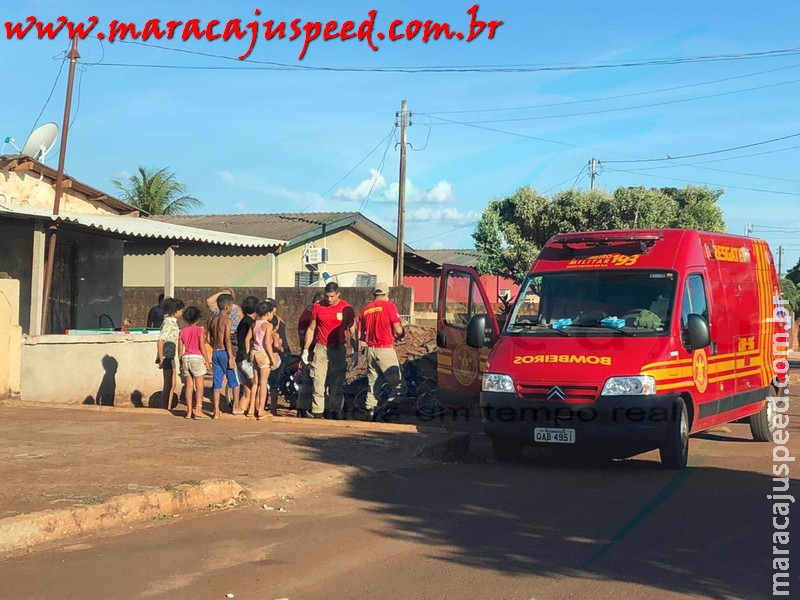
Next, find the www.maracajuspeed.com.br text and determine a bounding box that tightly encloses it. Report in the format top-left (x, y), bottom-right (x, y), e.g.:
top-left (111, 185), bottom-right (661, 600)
top-left (5, 5), bottom-right (504, 60)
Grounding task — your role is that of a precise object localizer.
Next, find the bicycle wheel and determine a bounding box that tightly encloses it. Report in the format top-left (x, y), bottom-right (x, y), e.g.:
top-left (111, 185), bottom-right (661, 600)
top-left (352, 383), bottom-right (390, 412)
top-left (415, 378), bottom-right (445, 418)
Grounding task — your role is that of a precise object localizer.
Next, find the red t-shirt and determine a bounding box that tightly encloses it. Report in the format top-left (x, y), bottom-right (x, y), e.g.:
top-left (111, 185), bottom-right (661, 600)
top-left (359, 299), bottom-right (401, 347)
top-left (311, 300), bottom-right (355, 346)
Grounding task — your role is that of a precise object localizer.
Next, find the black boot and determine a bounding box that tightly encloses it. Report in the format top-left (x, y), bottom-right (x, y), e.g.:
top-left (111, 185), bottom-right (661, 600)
top-left (297, 409), bottom-right (314, 418)
top-left (363, 408), bottom-right (376, 422)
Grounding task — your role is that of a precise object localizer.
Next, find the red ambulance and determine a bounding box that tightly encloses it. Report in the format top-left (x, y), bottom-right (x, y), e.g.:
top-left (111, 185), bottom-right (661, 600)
top-left (436, 229), bottom-right (784, 468)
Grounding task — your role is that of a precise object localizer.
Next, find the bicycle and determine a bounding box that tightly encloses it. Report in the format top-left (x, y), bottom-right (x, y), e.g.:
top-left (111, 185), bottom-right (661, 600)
top-left (350, 359), bottom-right (443, 419)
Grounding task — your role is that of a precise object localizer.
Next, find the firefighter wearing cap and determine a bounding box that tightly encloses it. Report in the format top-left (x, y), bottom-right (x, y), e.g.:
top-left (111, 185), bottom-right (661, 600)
top-left (358, 283), bottom-right (405, 421)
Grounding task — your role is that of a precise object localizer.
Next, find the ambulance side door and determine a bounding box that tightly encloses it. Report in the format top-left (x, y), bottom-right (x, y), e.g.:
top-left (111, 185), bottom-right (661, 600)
top-left (436, 265), bottom-right (500, 410)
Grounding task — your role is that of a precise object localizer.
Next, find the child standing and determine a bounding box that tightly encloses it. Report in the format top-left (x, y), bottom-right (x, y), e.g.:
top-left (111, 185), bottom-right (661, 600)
top-left (157, 297), bottom-right (184, 411)
top-left (234, 296), bottom-right (260, 417)
top-left (208, 295), bottom-right (240, 419)
top-left (178, 306), bottom-right (210, 419)
top-left (249, 300), bottom-right (279, 420)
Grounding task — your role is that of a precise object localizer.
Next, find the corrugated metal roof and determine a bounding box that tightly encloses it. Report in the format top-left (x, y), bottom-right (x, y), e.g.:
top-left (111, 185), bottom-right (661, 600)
top-left (415, 248), bottom-right (479, 267)
top-left (155, 212), bottom-right (361, 242)
top-left (0, 204), bottom-right (285, 249)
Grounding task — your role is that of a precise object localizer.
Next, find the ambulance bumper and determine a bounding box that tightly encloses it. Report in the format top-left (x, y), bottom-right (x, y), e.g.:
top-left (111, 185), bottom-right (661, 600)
top-left (480, 392), bottom-right (683, 447)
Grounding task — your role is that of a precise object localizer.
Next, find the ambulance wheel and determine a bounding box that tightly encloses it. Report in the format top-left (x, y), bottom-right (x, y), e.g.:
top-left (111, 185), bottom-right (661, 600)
top-left (749, 396), bottom-right (776, 442)
top-left (492, 439), bottom-right (524, 462)
top-left (659, 398), bottom-right (688, 469)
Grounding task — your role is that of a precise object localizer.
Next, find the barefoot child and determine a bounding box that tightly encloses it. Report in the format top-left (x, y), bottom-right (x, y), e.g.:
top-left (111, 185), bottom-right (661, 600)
top-left (249, 300), bottom-right (279, 420)
top-left (234, 296), bottom-right (260, 417)
top-left (156, 297), bottom-right (184, 411)
top-left (208, 294), bottom-right (240, 419)
top-left (178, 306), bottom-right (211, 419)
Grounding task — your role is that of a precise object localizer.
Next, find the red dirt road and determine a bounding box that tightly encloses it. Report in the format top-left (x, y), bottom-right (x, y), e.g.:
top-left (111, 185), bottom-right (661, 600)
top-left (1, 399), bottom-right (797, 600)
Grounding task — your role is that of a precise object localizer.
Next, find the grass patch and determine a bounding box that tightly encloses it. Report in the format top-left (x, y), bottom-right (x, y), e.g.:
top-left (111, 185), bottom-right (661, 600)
top-left (153, 513), bottom-right (172, 522)
top-left (80, 496), bottom-right (103, 505)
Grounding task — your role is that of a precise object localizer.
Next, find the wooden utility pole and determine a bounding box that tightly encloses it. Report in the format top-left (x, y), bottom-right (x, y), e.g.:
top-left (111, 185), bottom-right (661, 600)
top-left (394, 100), bottom-right (408, 287)
top-left (589, 158), bottom-right (597, 190)
top-left (41, 36), bottom-right (80, 335)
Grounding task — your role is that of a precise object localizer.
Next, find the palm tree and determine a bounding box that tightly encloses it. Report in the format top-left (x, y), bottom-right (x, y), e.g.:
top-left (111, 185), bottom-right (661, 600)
top-left (112, 166), bottom-right (203, 215)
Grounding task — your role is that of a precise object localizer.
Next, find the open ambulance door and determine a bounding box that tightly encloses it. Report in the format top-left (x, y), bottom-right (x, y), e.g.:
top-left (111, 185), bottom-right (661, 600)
top-left (436, 264), bottom-right (501, 411)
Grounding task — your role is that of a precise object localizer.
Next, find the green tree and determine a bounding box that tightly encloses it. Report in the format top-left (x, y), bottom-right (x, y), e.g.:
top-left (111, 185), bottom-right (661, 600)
top-left (779, 278), bottom-right (800, 315)
top-left (472, 184), bottom-right (726, 280)
top-left (112, 166), bottom-right (203, 215)
top-left (785, 258), bottom-right (800, 286)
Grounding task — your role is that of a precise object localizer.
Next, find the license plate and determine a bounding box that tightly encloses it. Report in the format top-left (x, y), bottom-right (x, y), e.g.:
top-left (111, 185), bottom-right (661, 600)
top-left (534, 427), bottom-right (575, 444)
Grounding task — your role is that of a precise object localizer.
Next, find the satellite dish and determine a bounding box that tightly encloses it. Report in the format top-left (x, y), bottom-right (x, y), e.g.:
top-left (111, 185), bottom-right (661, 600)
top-left (21, 123), bottom-right (58, 161)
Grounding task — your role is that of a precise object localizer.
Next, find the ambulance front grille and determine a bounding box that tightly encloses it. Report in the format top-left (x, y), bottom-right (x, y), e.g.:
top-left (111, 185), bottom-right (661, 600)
top-left (516, 384), bottom-right (599, 404)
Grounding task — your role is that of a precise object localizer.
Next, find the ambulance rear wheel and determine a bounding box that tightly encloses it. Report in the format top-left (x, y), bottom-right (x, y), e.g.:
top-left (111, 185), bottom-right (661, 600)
top-left (749, 396), bottom-right (776, 442)
top-left (492, 439), bottom-right (524, 462)
top-left (659, 398), bottom-right (689, 469)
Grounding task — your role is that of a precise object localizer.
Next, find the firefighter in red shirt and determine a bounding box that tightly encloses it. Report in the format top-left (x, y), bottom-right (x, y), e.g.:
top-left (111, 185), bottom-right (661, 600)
top-left (301, 282), bottom-right (357, 419)
top-left (358, 283), bottom-right (405, 421)
top-left (296, 292), bottom-right (323, 417)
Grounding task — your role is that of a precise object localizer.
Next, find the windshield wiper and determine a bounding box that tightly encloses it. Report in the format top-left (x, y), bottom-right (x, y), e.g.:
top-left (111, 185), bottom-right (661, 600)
top-left (565, 323), bottom-right (635, 336)
top-left (509, 323), bottom-right (570, 336)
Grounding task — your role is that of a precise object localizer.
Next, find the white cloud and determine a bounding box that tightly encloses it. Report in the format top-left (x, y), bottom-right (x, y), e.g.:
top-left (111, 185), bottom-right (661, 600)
top-left (333, 168), bottom-right (387, 202)
top-left (405, 206), bottom-right (479, 225)
top-left (383, 178), bottom-right (455, 204)
top-left (233, 202), bottom-right (246, 213)
top-left (430, 241), bottom-right (446, 249)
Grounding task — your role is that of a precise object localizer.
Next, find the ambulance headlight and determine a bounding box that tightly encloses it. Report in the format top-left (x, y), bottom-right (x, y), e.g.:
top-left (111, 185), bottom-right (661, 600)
top-left (602, 376), bottom-right (656, 396)
top-left (482, 373), bottom-right (515, 393)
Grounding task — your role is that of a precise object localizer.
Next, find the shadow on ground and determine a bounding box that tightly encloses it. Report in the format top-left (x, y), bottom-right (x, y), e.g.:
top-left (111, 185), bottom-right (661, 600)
top-left (280, 407), bottom-right (798, 600)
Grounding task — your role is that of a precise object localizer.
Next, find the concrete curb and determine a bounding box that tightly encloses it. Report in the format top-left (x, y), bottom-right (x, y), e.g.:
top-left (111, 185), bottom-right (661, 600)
top-left (0, 432), bottom-right (470, 556)
top-left (0, 479), bottom-right (242, 555)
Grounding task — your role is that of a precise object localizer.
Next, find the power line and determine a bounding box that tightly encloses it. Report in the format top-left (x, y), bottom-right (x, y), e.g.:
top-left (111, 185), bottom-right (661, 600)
top-left (602, 166), bottom-right (799, 196)
top-left (421, 64), bottom-right (800, 115)
top-left (422, 79), bottom-right (800, 125)
top-left (29, 47), bottom-right (68, 138)
top-left (93, 41), bottom-right (800, 73)
top-left (359, 127), bottom-right (396, 213)
top-left (410, 222), bottom-right (476, 244)
top-left (602, 132), bottom-right (800, 164)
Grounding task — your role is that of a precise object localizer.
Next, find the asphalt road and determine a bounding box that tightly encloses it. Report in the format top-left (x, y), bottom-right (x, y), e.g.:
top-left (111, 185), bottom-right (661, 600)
top-left (2, 401), bottom-right (797, 600)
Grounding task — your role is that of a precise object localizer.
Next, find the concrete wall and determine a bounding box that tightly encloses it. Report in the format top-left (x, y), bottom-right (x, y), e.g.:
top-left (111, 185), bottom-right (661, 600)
top-left (21, 334), bottom-right (162, 405)
top-left (279, 229), bottom-right (394, 287)
top-left (123, 229), bottom-right (394, 290)
top-left (0, 169), bottom-right (119, 215)
top-left (0, 219), bottom-right (34, 332)
top-left (123, 241), bottom-right (273, 288)
top-left (123, 286), bottom-right (269, 327)
top-left (0, 278), bottom-right (22, 396)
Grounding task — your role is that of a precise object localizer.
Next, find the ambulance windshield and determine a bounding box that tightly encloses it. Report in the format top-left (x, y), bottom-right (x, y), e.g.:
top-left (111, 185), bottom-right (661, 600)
top-left (506, 270), bottom-right (677, 336)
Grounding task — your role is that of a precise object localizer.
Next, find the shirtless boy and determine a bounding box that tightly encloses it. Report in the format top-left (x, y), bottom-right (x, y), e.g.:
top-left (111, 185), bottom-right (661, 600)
top-left (207, 294), bottom-right (240, 419)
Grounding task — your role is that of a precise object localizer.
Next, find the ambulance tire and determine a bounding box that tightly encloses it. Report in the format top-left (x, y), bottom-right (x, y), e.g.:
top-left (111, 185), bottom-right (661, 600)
top-left (492, 438), bottom-right (524, 462)
top-left (659, 398), bottom-right (689, 469)
top-left (749, 397), bottom-right (776, 442)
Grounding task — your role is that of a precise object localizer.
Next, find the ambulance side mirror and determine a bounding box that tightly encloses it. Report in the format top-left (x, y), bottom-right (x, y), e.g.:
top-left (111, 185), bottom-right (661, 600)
top-left (467, 314), bottom-right (493, 348)
top-left (685, 313), bottom-right (710, 350)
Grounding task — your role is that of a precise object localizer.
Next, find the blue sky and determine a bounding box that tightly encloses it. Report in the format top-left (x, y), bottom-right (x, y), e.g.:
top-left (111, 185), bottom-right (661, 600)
top-left (2, 1), bottom-right (799, 272)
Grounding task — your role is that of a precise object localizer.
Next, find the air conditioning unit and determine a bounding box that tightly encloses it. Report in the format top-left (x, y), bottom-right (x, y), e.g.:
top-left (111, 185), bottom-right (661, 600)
top-left (304, 247), bottom-right (329, 265)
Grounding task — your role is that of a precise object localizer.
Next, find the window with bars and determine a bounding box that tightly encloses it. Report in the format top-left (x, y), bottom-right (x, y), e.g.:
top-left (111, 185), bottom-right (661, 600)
top-left (355, 274), bottom-right (377, 287)
top-left (295, 271), bottom-right (321, 287)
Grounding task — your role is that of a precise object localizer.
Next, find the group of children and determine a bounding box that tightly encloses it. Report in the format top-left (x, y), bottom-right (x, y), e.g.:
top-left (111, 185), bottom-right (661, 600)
top-left (156, 293), bottom-right (288, 420)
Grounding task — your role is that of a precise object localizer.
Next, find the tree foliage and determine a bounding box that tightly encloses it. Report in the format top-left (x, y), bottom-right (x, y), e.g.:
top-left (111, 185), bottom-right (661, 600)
top-left (780, 278), bottom-right (800, 315)
top-left (112, 166), bottom-right (203, 215)
top-left (785, 258), bottom-right (800, 286)
top-left (473, 184), bottom-right (726, 283)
